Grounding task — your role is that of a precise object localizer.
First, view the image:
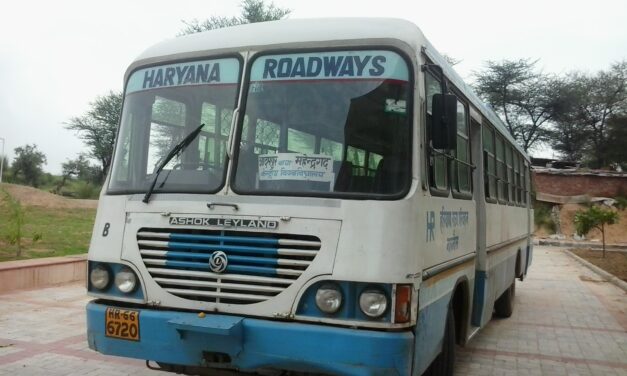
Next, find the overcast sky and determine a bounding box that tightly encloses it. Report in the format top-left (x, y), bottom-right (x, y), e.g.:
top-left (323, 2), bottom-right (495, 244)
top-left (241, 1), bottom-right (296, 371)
top-left (1, 0), bottom-right (626, 174)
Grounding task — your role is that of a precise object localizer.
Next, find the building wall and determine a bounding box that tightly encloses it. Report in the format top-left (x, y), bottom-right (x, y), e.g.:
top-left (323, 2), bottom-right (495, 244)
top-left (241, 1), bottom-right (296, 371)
top-left (533, 172), bottom-right (627, 197)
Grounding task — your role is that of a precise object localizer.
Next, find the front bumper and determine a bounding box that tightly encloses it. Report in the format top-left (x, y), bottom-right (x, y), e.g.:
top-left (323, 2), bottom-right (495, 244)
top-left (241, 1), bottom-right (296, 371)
top-left (86, 301), bottom-right (414, 376)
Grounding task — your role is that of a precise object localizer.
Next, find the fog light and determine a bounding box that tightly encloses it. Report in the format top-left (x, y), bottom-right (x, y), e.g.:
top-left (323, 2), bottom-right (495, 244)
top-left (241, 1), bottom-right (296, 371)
top-left (90, 264), bottom-right (110, 290)
top-left (315, 284), bottom-right (342, 314)
top-left (114, 266), bottom-right (137, 293)
top-left (359, 289), bottom-right (388, 318)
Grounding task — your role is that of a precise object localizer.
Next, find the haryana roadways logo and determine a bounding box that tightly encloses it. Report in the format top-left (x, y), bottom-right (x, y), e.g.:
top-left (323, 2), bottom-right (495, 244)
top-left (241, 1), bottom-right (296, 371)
top-left (209, 251), bottom-right (228, 273)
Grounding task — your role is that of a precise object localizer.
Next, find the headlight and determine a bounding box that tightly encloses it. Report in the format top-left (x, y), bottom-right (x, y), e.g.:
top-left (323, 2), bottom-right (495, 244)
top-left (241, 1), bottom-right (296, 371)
top-left (90, 264), bottom-right (110, 290)
top-left (359, 289), bottom-right (388, 318)
top-left (315, 284), bottom-right (343, 314)
top-left (114, 267), bottom-right (137, 293)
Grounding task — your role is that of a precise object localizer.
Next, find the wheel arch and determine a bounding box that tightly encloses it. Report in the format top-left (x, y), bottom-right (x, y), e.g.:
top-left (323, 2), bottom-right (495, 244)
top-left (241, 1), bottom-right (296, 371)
top-left (451, 276), bottom-right (470, 346)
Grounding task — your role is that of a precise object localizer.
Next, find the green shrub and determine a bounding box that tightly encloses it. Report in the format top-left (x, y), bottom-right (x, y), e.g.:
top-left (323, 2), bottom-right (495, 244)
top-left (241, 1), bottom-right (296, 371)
top-left (1, 188), bottom-right (25, 257)
top-left (614, 196), bottom-right (627, 211)
top-left (534, 201), bottom-right (556, 233)
top-left (73, 181), bottom-right (100, 199)
top-left (574, 205), bottom-right (619, 257)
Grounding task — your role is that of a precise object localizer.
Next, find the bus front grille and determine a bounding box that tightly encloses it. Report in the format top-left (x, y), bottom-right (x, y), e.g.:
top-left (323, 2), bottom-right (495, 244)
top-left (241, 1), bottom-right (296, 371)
top-left (137, 229), bottom-right (321, 304)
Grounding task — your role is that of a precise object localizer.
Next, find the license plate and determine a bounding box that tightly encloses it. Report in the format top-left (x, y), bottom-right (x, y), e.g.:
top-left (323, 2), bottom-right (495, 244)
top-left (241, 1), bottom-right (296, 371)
top-left (105, 307), bottom-right (140, 341)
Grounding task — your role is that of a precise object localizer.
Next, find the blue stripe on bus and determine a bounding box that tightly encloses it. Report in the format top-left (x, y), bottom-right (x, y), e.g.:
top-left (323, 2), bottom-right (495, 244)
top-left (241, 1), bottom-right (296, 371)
top-left (163, 251), bottom-right (280, 266)
top-left (168, 242), bottom-right (279, 255)
top-left (471, 270), bottom-right (487, 327)
top-left (169, 233), bottom-right (280, 246)
top-left (164, 260), bottom-right (278, 276)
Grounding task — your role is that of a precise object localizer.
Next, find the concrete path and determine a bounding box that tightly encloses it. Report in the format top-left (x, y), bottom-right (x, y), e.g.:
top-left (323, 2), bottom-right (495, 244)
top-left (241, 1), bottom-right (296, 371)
top-left (0, 246), bottom-right (625, 375)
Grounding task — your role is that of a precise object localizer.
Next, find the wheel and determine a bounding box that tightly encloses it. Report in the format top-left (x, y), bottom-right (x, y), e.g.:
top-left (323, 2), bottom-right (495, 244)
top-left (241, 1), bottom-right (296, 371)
top-left (424, 306), bottom-right (456, 376)
top-left (494, 280), bottom-right (515, 318)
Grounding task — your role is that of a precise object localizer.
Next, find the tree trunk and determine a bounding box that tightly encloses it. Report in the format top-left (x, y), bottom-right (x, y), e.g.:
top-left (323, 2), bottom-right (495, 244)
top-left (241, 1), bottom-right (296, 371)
top-left (602, 223), bottom-right (606, 258)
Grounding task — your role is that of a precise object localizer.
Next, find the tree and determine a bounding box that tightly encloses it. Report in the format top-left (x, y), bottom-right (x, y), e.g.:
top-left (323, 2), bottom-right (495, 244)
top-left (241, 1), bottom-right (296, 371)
top-left (179, 0), bottom-right (290, 35)
top-left (559, 62), bottom-right (627, 168)
top-left (54, 154), bottom-right (101, 193)
top-left (11, 144), bottom-right (47, 187)
top-left (473, 59), bottom-right (560, 152)
top-left (605, 114), bottom-right (627, 168)
top-left (442, 54), bottom-right (461, 67)
top-left (574, 206), bottom-right (619, 258)
top-left (65, 91), bottom-right (122, 183)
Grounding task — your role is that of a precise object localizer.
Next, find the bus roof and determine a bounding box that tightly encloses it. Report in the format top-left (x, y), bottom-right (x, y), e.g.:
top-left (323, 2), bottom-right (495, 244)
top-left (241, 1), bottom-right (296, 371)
top-left (130, 18), bottom-right (528, 159)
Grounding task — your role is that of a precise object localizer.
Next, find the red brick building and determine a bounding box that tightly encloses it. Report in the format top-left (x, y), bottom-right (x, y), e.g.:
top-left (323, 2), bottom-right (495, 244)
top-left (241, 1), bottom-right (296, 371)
top-left (533, 169), bottom-right (627, 198)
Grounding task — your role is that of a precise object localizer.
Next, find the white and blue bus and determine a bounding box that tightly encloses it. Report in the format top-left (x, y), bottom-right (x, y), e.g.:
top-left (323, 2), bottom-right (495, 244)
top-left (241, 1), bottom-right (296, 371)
top-left (86, 18), bottom-right (533, 376)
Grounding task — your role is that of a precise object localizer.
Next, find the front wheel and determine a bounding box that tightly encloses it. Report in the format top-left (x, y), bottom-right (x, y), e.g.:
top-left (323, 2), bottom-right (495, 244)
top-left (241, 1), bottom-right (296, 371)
top-left (424, 306), bottom-right (456, 376)
top-left (494, 280), bottom-right (516, 318)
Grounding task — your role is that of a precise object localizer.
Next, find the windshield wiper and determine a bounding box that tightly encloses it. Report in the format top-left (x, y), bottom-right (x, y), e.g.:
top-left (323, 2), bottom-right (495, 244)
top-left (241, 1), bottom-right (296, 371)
top-left (142, 123), bottom-right (205, 204)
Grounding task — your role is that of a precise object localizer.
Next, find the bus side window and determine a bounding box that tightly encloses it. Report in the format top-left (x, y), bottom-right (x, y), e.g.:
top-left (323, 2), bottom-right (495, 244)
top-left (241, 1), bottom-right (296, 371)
top-left (496, 135), bottom-right (506, 202)
top-left (254, 119), bottom-right (280, 154)
top-left (506, 146), bottom-right (513, 203)
top-left (512, 152), bottom-right (520, 204)
top-left (425, 71), bottom-right (447, 192)
top-left (482, 125), bottom-right (496, 201)
top-left (452, 100), bottom-right (471, 195)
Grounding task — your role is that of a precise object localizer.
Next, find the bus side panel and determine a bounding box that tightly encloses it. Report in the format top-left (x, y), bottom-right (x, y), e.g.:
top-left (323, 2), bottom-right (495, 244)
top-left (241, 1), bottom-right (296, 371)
top-left (471, 240), bottom-right (525, 327)
top-left (485, 204), bottom-right (528, 247)
top-left (412, 265), bottom-right (474, 376)
top-left (471, 203), bottom-right (528, 326)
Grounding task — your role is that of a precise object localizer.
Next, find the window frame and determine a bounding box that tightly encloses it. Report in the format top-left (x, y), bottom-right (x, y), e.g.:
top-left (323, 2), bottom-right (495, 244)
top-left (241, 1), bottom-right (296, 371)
top-left (425, 68), bottom-right (473, 199)
top-left (229, 46), bottom-right (415, 200)
top-left (482, 124), bottom-right (498, 203)
top-left (106, 53), bottom-right (244, 196)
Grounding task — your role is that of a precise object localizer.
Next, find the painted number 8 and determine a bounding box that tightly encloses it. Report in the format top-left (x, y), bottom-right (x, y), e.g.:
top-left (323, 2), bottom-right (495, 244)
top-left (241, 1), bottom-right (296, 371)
top-left (102, 223), bottom-right (110, 237)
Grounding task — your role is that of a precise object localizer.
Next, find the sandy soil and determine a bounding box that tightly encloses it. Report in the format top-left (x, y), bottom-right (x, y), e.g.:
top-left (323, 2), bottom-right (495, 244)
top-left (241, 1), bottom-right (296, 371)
top-left (0, 183), bottom-right (97, 209)
top-left (571, 248), bottom-right (627, 282)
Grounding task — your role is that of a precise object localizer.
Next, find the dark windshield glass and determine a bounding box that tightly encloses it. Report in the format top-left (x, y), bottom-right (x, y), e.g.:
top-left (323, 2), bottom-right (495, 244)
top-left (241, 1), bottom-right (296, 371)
top-left (233, 50), bottom-right (411, 197)
top-left (108, 58), bottom-right (240, 194)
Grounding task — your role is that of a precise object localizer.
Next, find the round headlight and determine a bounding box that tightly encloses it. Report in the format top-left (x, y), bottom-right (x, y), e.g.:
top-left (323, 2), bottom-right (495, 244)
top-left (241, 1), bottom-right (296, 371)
top-left (114, 267), bottom-right (137, 293)
top-left (315, 284), bottom-right (343, 314)
top-left (359, 289), bottom-right (388, 318)
top-left (90, 264), bottom-right (110, 290)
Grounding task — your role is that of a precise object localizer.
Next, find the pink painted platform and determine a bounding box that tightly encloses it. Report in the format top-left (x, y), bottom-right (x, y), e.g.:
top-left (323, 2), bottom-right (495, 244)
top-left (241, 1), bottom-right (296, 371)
top-left (0, 255), bottom-right (86, 293)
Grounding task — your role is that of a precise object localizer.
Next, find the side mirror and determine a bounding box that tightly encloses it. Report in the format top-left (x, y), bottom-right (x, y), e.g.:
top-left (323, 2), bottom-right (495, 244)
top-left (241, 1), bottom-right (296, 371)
top-left (431, 93), bottom-right (457, 150)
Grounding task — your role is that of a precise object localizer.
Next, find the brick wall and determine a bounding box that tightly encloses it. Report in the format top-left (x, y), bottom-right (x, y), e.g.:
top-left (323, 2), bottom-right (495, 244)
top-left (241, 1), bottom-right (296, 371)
top-left (533, 171), bottom-right (627, 197)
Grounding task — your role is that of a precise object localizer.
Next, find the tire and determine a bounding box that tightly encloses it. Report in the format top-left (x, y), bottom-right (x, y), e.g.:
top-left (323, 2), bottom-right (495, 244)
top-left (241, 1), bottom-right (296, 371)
top-left (494, 280), bottom-right (515, 318)
top-left (424, 306), bottom-right (456, 376)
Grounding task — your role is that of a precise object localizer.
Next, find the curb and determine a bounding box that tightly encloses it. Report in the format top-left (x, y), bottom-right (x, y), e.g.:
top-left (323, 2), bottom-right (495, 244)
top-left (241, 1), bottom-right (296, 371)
top-left (535, 239), bottom-right (627, 251)
top-left (0, 255), bottom-right (87, 294)
top-left (563, 250), bottom-right (627, 293)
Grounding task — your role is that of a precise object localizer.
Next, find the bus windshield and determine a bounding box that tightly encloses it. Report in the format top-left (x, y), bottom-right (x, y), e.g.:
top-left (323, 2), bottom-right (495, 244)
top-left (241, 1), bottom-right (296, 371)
top-left (233, 50), bottom-right (411, 197)
top-left (108, 57), bottom-right (240, 194)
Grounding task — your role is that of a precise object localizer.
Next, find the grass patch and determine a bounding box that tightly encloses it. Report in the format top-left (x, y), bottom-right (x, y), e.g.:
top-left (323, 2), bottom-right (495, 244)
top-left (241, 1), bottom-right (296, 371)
top-left (0, 200), bottom-right (96, 261)
top-left (571, 248), bottom-right (627, 282)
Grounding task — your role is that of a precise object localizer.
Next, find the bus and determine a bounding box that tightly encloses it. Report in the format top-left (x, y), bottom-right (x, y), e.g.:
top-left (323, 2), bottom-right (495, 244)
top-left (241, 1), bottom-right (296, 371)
top-left (86, 18), bottom-right (533, 376)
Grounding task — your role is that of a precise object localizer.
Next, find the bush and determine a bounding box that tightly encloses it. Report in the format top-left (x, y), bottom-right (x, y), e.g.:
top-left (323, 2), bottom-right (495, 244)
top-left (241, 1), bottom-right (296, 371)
top-left (574, 205), bottom-right (619, 257)
top-left (534, 201), bottom-right (556, 233)
top-left (73, 181), bottom-right (100, 199)
top-left (614, 196), bottom-right (627, 211)
top-left (1, 188), bottom-right (25, 257)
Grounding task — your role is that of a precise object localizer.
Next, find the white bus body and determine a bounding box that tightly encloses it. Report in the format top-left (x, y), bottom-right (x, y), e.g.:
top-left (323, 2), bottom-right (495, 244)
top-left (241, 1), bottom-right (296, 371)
top-left (86, 18), bottom-right (533, 376)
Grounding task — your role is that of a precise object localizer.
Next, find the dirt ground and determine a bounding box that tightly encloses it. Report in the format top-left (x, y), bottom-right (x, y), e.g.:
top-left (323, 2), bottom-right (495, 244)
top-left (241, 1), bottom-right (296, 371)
top-left (535, 203), bottom-right (627, 244)
top-left (0, 183), bottom-right (97, 209)
top-left (571, 248), bottom-right (627, 282)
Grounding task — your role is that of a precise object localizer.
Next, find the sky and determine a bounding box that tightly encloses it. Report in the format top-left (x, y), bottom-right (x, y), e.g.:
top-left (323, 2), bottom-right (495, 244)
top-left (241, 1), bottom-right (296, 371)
top-left (0, 0), bottom-right (626, 174)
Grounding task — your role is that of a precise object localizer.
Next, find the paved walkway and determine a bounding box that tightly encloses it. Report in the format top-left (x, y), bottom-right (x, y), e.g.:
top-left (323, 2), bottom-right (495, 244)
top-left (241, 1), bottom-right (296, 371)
top-left (0, 246), bottom-right (625, 375)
